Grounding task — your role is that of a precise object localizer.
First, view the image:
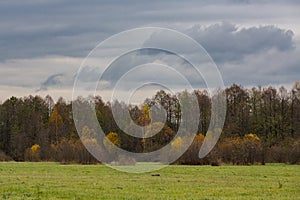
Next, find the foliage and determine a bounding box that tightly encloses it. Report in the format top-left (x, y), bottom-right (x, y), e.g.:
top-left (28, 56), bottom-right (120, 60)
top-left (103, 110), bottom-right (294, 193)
top-left (50, 138), bottom-right (98, 164)
top-left (216, 134), bottom-right (262, 165)
top-left (25, 144), bottom-right (41, 161)
top-left (104, 132), bottom-right (120, 148)
top-left (0, 150), bottom-right (12, 161)
top-left (0, 83), bottom-right (300, 164)
top-left (175, 134), bottom-right (207, 165)
top-left (143, 122), bottom-right (175, 152)
top-left (103, 132), bottom-right (120, 161)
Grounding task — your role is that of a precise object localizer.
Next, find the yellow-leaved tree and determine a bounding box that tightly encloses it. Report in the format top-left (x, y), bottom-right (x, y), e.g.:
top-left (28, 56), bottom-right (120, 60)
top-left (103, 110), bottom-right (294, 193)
top-left (171, 136), bottom-right (183, 152)
top-left (139, 105), bottom-right (151, 126)
top-left (103, 132), bottom-right (120, 153)
top-left (25, 144), bottom-right (41, 161)
top-left (49, 106), bottom-right (63, 143)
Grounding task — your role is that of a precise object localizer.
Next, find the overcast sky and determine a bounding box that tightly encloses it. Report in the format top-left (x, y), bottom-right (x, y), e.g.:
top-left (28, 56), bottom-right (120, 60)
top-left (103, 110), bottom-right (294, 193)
top-left (0, 0), bottom-right (299, 102)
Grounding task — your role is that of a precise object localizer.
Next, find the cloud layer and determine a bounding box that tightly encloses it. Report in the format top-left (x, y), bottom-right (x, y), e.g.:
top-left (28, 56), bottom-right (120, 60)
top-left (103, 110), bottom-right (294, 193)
top-left (0, 0), bottom-right (299, 101)
top-left (187, 22), bottom-right (295, 62)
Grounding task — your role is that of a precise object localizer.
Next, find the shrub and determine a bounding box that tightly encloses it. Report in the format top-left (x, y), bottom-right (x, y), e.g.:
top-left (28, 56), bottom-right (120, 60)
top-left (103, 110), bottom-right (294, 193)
top-left (25, 144), bottom-right (41, 161)
top-left (242, 133), bottom-right (262, 164)
top-left (288, 139), bottom-right (300, 164)
top-left (51, 138), bottom-right (99, 164)
top-left (217, 137), bottom-right (242, 165)
top-left (74, 139), bottom-right (100, 164)
top-left (268, 144), bottom-right (289, 163)
top-left (0, 150), bottom-right (13, 161)
top-left (175, 134), bottom-right (208, 165)
top-left (216, 134), bottom-right (262, 165)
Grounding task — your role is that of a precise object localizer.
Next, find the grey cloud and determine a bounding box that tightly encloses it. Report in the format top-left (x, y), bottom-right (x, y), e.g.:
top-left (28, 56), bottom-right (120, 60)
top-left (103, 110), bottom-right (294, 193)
top-left (0, 0), bottom-right (299, 61)
top-left (201, 0), bottom-right (300, 4)
top-left (186, 22), bottom-right (295, 63)
top-left (0, 0), bottom-right (300, 99)
top-left (86, 48), bottom-right (206, 90)
top-left (75, 22), bottom-right (298, 91)
top-left (74, 66), bottom-right (101, 83)
top-left (220, 46), bottom-right (300, 87)
top-left (74, 49), bottom-right (191, 91)
top-left (36, 73), bottom-right (64, 92)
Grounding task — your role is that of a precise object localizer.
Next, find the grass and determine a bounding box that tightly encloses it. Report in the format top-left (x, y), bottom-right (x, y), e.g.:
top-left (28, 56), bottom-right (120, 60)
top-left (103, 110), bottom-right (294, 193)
top-left (0, 162), bottom-right (300, 199)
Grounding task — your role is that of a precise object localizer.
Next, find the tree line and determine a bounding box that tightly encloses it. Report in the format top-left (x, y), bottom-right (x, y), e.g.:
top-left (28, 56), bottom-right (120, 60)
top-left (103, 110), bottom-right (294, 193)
top-left (0, 82), bottom-right (300, 165)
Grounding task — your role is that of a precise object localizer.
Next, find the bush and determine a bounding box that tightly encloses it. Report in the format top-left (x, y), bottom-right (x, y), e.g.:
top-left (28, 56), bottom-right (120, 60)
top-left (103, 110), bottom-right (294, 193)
top-left (25, 144), bottom-right (41, 161)
top-left (217, 137), bottom-right (243, 165)
top-left (288, 139), bottom-right (300, 164)
top-left (175, 134), bottom-right (209, 165)
top-left (268, 144), bottom-right (289, 163)
top-left (266, 138), bottom-right (300, 164)
top-left (0, 150), bottom-right (13, 161)
top-left (216, 134), bottom-right (262, 165)
top-left (75, 139), bottom-right (101, 164)
top-left (242, 133), bottom-right (262, 164)
top-left (51, 138), bottom-right (99, 164)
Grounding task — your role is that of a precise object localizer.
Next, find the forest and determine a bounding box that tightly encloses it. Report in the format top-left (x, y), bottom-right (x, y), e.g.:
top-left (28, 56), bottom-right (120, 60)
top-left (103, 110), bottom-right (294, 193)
top-left (0, 82), bottom-right (300, 165)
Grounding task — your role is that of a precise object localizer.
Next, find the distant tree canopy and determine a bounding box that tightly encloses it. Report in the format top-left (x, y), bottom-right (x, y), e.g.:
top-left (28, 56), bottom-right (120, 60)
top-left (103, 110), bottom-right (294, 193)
top-left (0, 82), bottom-right (300, 164)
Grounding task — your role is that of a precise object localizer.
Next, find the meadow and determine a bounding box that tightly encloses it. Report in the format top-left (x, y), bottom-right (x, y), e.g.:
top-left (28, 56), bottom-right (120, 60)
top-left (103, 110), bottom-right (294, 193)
top-left (0, 162), bottom-right (299, 199)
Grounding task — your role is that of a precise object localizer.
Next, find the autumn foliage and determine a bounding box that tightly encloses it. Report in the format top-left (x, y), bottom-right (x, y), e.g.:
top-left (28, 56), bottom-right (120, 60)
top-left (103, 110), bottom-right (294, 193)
top-left (0, 83), bottom-right (300, 165)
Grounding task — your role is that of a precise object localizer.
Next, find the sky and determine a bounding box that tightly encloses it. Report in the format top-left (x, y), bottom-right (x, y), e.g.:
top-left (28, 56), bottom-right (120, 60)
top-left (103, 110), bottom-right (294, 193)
top-left (0, 0), bottom-right (299, 102)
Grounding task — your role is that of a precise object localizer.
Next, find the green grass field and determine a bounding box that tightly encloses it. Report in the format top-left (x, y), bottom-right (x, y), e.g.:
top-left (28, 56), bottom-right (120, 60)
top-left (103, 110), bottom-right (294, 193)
top-left (0, 162), bottom-right (300, 199)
